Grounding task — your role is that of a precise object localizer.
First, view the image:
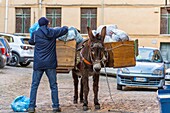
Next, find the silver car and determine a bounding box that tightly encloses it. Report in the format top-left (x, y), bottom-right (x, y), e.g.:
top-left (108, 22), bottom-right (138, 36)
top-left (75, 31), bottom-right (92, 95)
top-left (0, 37), bottom-right (12, 65)
top-left (117, 47), bottom-right (169, 90)
top-left (0, 42), bottom-right (7, 68)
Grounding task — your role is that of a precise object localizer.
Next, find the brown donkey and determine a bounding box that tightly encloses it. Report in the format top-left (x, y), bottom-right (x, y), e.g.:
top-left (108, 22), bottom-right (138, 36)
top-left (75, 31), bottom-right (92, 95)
top-left (72, 26), bottom-right (107, 111)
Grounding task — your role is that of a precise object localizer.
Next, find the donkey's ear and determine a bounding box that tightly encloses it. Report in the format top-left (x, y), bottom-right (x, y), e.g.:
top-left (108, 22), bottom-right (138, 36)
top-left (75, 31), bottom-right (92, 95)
top-left (87, 27), bottom-right (94, 40)
top-left (101, 26), bottom-right (106, 41)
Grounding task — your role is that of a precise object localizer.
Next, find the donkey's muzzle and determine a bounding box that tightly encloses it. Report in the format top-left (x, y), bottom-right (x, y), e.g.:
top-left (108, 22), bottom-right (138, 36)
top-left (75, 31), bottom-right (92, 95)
top-left (93, 63), bottom-right (101, 72)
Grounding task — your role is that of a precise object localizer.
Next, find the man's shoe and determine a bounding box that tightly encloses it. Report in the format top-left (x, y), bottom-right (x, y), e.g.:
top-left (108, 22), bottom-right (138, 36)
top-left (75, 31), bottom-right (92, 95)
top-left (27, 108), bottom-right (35, 113)
top-left (53, 107), bottom-right (61, 112)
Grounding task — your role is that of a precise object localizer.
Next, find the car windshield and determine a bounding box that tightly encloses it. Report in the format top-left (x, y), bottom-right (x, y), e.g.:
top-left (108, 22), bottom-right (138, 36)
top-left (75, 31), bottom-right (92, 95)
top-left (136, 48), bottom-right (163, 63)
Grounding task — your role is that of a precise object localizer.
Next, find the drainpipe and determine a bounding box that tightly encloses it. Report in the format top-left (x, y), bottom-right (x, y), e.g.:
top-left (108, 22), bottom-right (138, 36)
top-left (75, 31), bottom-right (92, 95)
top-left (38, 0), bottom-right (42, 18)
top-left (101, 0), bottom-right (104, 25)
top-left (165, 0), bottom-right (167, 6)
top-left (5, 0), bottom-right (9, 33)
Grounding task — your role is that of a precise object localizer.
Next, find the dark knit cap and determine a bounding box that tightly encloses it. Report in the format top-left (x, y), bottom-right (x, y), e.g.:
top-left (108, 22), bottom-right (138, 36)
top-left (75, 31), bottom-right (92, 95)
top-left (38, 17), bottom-right (49, 26)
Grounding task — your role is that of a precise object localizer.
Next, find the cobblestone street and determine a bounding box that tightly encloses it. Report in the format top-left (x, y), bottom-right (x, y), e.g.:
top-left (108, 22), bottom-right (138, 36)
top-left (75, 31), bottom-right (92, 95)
top-left (0, 65), bottom-right (160, 113)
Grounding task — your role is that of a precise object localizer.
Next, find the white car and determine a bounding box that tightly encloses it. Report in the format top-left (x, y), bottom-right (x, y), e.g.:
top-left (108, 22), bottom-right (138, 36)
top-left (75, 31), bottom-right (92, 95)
top-left (165, 68), bottom-right (170, 81)
top-left (0, 33), bottom-right (34, 67)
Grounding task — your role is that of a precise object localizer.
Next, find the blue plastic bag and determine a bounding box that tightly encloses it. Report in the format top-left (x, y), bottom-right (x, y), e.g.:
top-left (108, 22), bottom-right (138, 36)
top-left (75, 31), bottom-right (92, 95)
top-left (11, 95), bottom-right (30, 112)
top-left (29, 22), bottom-right (39, 37)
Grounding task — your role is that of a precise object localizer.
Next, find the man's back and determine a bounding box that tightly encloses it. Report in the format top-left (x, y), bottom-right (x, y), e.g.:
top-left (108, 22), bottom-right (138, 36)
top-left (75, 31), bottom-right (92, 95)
top-left (29, 25), bottom-right (68, 70)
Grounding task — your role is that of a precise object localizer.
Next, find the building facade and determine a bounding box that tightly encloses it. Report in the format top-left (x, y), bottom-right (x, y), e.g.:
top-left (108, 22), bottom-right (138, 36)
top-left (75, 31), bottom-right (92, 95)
top-left (1, 0), bottom-right (170, 61)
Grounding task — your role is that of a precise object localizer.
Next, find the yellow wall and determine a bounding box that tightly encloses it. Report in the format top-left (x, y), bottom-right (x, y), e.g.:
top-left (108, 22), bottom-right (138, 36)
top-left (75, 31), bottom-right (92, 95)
top-left (4, 0), bottom-right (165, 35)
top-left (0, 0), bottom-right (5, 32)
top-left (1, 0), bottom-right (170, 48)
top-left (62, 6), bottom-right (80, 29)
top-left (103, 7), bottom-right (160, 35)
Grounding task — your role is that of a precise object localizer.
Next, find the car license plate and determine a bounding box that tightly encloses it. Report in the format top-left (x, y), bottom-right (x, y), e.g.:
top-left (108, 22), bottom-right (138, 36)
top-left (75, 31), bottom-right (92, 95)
top-left (134, 77), bottom-right (147, 82)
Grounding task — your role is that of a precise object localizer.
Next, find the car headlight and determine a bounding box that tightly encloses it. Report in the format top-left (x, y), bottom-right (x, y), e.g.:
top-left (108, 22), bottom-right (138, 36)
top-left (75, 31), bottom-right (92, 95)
top-left (121, 68), bottom-right (130, 74)
top-left (153, 69), bottom-right (163, 75)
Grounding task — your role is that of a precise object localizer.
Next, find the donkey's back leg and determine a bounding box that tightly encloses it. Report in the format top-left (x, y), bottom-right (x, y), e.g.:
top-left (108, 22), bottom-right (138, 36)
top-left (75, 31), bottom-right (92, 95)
top-left (72, 69), bottom-right (79, 104)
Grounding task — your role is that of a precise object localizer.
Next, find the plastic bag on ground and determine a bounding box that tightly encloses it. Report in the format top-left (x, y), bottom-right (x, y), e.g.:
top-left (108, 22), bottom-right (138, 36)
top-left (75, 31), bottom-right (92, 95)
top-left (11, 95), bottom-right (30, 112)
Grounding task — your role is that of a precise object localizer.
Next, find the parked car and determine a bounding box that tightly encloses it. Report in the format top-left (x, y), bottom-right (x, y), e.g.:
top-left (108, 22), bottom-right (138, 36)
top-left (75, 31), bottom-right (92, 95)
top-left (0, 41), bottom-right (7, 68)
top-left (0, 33), bottom-right (34, 67)
top-left (116, 47), bottom-right (169, 90)
top-left (0, 37), bottom-right (12, 65)
top-left (165, 68), bottom-right (170, 81)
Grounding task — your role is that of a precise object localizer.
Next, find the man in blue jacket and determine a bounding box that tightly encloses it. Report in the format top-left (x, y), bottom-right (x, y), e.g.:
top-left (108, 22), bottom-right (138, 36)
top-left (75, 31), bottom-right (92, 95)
top-left (28, 17), bottom-right (68, 113)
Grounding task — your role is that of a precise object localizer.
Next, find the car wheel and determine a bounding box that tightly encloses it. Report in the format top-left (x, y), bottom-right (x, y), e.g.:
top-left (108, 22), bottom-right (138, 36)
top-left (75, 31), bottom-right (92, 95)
top-left (0, 64), bottom-right (5, 68)
top-left (0, 58), bottom-right (5, 68)
top-left (117, 84), bottom-right (122, 90)
top-left (19, 62), bottom-right (31, 67)
top-left (9, 53), bottom-right (19, 66)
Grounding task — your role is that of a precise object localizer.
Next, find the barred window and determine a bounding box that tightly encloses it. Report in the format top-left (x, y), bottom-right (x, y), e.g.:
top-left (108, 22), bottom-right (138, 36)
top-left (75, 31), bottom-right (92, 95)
top-left (160, 7), bottom-right (170, 34)
top-left (16, 8), bottom-right (31, 33)
top-left (46, 8), bottom-right (61, 27)
top-left (81, 8), bottom-right (97, 34)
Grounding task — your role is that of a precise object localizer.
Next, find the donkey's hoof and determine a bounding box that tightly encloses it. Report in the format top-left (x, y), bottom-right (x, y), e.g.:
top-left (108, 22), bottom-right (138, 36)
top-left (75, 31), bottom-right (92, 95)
top-left (95, 104), bottom-right (100, 110)
top-left (73, 100), bottom-right (78, 104)
top-left (83, 106), bottom-right (88, 111)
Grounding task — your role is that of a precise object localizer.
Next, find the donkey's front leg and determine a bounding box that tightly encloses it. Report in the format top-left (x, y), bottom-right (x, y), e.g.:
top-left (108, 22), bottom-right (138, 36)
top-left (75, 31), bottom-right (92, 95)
top-left (82, 75), bottom-right (89, 111)
top-left (93, 74), bottom-right (100, 109)
top-left (72, 70), bottom-right (79, 104)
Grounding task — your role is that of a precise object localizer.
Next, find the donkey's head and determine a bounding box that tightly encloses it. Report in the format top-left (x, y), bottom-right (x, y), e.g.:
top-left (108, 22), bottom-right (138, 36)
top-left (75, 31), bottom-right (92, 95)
top-left (87, 26), bottom-right (106, 72)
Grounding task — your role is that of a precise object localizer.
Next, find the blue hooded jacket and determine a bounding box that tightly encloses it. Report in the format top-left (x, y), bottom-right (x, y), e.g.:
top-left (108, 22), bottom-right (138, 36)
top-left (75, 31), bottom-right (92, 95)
top-left (29, 25), bottom-right (68, 70)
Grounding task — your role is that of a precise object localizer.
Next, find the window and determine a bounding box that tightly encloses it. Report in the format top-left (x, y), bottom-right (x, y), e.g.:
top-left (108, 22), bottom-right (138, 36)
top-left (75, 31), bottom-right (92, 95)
top-left (46, 8), bottom-right (61, 27)
top-left (16, 8), bottom-right (31, 33)
top-left (21, 38), bottom-right (29, 44)
top-left (160, 7), bottom-right (170, 34)
top-left (81, 8), bottom-right (97, 34)
top-left (0, 35), bottom-right (14, 43)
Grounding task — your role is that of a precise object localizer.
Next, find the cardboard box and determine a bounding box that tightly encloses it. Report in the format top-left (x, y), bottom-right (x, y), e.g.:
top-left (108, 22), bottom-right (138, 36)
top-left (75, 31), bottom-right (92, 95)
top-left (56, 40), bottom-right (76, 73)
top-left (104, 40), bottom-right (137, 68)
